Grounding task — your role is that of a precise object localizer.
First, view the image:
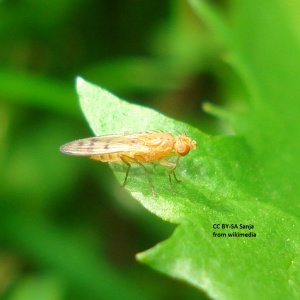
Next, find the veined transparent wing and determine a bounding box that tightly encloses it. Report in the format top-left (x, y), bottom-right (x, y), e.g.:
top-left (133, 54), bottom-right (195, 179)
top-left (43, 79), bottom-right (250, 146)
top-left (60, 133), bottom-right (152, 156)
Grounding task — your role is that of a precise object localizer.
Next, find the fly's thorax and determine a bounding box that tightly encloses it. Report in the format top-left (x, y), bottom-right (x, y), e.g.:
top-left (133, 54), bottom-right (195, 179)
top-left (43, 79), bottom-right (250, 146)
top-left (124, 132), bottom-right (174, 162)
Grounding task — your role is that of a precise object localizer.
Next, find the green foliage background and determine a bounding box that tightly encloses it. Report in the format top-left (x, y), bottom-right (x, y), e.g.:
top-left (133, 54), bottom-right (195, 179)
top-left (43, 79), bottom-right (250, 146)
top-left (1, 0), bottom-right (300, 299)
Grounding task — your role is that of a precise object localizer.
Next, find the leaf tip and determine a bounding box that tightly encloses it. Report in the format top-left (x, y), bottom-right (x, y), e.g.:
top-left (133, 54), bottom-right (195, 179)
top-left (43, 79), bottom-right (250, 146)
top-left (76, 76), bottom-right (86, 89)
top-left (135, 251), bottom-right (146, 263)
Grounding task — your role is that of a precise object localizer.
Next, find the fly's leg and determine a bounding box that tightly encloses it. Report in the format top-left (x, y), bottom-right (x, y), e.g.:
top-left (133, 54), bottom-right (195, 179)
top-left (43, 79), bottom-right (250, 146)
top-left (159, 157), bottom-right (181, 193)
top-left (121, 155), bottom-right (156, 195)
top-left (120, 156), bottom-right (131, 187)
top-left (134, 155), bottom-right (156, 195)
top-left (171, 157), bottom-right (181, 183)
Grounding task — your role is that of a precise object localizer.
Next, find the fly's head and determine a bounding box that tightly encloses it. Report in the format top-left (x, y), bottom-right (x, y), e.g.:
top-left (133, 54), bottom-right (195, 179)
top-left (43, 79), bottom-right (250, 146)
top-left (174, 134), bottom-right (197, 156)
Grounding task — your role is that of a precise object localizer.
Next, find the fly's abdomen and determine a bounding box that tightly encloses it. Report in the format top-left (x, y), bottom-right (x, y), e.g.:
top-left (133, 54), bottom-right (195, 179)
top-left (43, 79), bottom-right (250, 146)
top-left (90, 153), bottom-right (124, 162)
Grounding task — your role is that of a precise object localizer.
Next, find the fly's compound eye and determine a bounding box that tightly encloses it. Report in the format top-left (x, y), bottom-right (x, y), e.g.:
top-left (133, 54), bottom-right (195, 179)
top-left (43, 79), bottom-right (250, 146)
top-left (175, 142), bottom-right (190, 156)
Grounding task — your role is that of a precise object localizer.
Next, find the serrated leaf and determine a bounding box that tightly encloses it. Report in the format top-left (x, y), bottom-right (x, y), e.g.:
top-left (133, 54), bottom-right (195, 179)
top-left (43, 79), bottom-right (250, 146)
top-left (76, 78), bottom-right (300, 299)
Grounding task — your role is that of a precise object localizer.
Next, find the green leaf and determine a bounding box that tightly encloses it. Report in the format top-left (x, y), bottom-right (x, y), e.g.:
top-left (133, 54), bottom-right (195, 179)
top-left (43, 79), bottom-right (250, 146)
top-left (9, 275), bottom-right (64, 300)
top-left (0, 69), bottom-right (79, 117)
top-left (76, 77), bottom-right (300, 299)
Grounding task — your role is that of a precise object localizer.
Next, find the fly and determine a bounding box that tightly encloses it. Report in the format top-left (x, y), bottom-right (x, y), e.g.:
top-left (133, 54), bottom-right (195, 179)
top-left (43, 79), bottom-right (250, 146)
top-left (60, 132), bottom-right (196, 194)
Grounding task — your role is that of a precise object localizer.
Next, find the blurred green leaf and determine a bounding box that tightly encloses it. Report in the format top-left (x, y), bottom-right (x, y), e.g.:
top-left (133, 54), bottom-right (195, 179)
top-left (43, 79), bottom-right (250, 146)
top-left (0, 212), bottom-right (154, 300)
top-left (76, 78), bottom-right (300, 299)
top-left (9, 275), bottom-right (64, 300)
top-left (0, 118), bottom-right (84, 208)
top-left (0, 70), bottom-right (78, 117)
top-left (83, 58), bottom-right (180, 93)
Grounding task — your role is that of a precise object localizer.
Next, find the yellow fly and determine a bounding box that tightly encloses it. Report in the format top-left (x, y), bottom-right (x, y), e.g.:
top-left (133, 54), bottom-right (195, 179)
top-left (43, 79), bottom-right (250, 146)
top-left (60, 132), bottom-right (196, 194)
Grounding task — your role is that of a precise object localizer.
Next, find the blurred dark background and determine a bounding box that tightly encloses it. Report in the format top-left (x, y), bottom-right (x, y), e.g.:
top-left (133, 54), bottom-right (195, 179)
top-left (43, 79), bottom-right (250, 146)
top-left (0, 0), bottom-right (227, 299)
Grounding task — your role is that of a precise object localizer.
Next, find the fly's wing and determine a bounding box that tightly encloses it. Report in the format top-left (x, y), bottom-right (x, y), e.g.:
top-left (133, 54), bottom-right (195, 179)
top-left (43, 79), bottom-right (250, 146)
top-left (60, 134), bottom-right (150, 156)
